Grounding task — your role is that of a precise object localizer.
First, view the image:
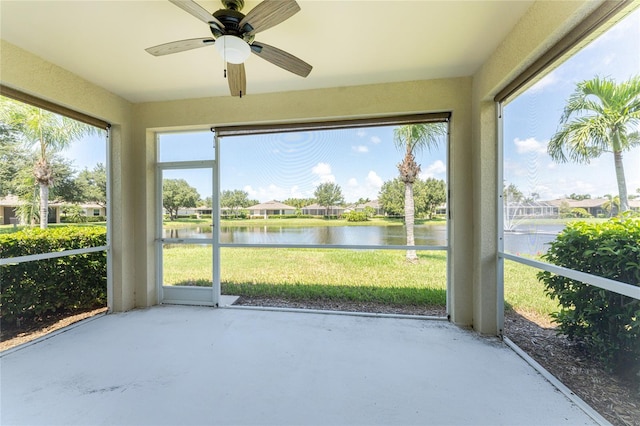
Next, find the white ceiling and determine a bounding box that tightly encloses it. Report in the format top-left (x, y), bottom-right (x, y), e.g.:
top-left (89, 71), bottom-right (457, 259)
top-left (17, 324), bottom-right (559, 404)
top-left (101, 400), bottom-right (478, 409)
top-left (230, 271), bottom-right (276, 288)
top-left (0, 1), bottom-right (534, 103)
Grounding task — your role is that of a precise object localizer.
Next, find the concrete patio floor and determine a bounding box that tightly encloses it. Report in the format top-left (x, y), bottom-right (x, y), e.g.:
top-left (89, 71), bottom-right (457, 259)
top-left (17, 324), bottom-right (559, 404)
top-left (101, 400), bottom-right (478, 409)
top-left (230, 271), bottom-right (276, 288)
top-left (1, 305), bottom-right (600, 425)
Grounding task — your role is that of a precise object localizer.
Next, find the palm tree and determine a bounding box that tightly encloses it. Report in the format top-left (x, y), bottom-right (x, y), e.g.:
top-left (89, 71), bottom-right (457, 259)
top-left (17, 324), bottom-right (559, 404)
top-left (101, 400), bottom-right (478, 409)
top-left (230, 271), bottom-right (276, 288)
top-left (393, 123), bottom-right (447, 262)
top-left (602, 194), bottom-right (620, 217)
top-left (548, 75), bottom-right (640, 213)
top-left (0, 98), bottom-right (98, 228)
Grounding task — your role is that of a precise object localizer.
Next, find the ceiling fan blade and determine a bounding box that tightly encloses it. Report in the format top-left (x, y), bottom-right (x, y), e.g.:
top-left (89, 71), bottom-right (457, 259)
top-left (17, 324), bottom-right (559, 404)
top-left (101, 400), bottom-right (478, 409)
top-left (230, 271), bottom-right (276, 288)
top-left (227, 63), bottom-right (247, 97)
top-left (251, 41), bottom-right (312, 77)
top-left (239, 0), bottom-right (300, 35)
top-left (145, 38), bottom-right (215, 56)
top-left (169, 0), bottom-right (225, 29)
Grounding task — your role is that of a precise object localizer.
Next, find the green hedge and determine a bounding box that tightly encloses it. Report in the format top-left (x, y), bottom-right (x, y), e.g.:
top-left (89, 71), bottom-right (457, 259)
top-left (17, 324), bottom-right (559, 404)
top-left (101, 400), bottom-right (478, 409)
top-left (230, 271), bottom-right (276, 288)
top-left (537, 218), bottom-right (640, 375)
top-left (0, 226), bottom-right (107, 326)
top-left (60, 216), bottom-right (106, 223)
top-left (267, 214), bottom-right (314, 219)
top-left (344, 211), bottom-right (368, 222)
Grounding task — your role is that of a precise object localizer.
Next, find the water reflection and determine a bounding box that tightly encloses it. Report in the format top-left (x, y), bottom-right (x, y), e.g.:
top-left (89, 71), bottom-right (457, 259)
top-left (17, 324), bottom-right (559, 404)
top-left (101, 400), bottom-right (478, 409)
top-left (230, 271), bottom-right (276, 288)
top-left (161, 223), bottom-right (561, 255)
top-left (164, 224), bottom-right (447, 246)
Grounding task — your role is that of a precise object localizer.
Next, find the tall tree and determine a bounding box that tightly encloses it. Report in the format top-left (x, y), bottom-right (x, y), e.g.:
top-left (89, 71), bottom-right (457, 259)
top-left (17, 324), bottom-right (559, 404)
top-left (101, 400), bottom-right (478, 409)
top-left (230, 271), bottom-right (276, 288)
top-left (503, 183), bottom-right (524, 204)
top-left (314, 182), bottom-right (344, 217)
top-left (378, 178), bottom-right (405, 217)
top-left (162, 179), bottom-right (200, 220)
top-left (0, 97), bottom-right (98, 228)
top-left (416, 178), bottom-right (447, 220)
top-left (379, 177), bottom-right (446, 220)
top-left (11, 156), bottom-right (81, 224)
top-left (282, 197), bottom-right (315, 210)
top-left (548, 75), bottom-right (640, 213)
top-left (76, 163), bottom-right (107, 206)
top-left (602, 194), bottom-right (620, 217)
top-left (0, 123), bottom-right (30, 197)
top-left (220, 189), bottom-right (252, 217)
top-left (393, 123), bottom-right (447, 261)
top-left (567, 193), bottom-right (591, 201)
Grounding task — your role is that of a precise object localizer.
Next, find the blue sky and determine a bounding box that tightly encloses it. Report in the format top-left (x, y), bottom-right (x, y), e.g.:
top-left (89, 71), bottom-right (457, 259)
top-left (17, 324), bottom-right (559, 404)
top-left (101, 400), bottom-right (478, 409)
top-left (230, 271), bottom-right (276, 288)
top-left (64, 7), bottom-right (639, 204)
top-left (218, 127), bottom-right (446, 203)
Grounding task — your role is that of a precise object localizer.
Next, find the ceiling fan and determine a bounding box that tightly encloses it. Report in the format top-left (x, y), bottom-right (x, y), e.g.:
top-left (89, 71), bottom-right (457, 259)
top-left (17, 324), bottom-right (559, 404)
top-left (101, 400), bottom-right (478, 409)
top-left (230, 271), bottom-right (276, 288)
top-left (146, 0), bottom-right (312, 97)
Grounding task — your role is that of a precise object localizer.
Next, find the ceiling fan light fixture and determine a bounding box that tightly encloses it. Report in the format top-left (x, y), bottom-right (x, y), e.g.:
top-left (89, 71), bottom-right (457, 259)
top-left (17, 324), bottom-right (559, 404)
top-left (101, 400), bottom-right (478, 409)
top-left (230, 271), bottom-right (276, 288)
top-left (215, 35), bottom-right (251, 64)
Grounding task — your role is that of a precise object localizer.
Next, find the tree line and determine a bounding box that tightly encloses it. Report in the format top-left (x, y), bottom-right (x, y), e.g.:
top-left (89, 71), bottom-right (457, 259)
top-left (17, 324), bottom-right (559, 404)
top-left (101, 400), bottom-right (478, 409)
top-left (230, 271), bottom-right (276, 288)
top-left (1, 121), bottom-right (106, 224)
top-left (0, 98), bottom-right (103, 228)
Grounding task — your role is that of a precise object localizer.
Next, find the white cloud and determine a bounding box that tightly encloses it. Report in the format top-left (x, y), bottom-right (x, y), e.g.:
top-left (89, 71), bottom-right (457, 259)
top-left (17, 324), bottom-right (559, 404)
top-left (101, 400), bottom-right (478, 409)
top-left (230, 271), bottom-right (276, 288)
top-left (311, 162), bottom-right (331, 175)
top-left (356, 129), bottom-right (366, 138)
top-left (243, 185), bottom-right (257, 197)
top-left (311, 162), bottom-right (335, 183)
top-left (352, 145), bottom-right (369, 153)
top-left (370, 136), bottom-right (382, 144)
top-left (529, 71), bottom-right (560, 93)
top-left (243, 184), bottom-right (309, 202)
top-left (366, 171), bottom-right (383, 188)
top-left (419, 160), bottom-right (447, 179)
top-left (514, 137), bottom-right (547, 154)
top-left (342, 170), bottom-right (384, 202)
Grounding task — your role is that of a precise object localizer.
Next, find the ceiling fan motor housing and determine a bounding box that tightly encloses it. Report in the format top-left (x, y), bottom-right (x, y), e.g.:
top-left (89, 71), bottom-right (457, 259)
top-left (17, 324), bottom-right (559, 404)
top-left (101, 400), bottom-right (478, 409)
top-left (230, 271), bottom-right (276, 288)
top-left (212, 7), bottom-right (254, 40)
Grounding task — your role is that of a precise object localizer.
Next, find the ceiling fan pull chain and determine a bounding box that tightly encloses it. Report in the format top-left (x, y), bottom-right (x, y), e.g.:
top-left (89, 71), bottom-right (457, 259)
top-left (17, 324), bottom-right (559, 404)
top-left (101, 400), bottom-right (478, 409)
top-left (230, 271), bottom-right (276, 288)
top-left (224, 67), bottom-right (227, 78)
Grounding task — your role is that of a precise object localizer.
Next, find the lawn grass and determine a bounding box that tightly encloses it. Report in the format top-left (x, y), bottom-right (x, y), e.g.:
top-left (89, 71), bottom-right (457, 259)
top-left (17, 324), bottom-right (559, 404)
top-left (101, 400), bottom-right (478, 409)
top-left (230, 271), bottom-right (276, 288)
top-left (503, 257), bottom-right (559, 322)
top-left (162, 244), bottom-right (557, 318)
top-left (162, 246), bottom-right (447, 306)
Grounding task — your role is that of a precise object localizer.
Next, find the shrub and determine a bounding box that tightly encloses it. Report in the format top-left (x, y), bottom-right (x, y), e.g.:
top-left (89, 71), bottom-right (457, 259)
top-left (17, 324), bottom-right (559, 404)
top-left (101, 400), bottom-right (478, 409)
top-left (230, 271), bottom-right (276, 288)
top-left (537, 218), bottom-right (640, 376)
top-left (344, 211), bottom-right (368, 222)
top-left (86, 216), bottom-right (106, 222)
top-left (268, 214), bottom-right (313, 219)
top-left (0, 226), bottom-right (107, 326)
top-left (559, 207), bottom-right (591, 218)
top-left (175, 214), bottom-right (198, 219)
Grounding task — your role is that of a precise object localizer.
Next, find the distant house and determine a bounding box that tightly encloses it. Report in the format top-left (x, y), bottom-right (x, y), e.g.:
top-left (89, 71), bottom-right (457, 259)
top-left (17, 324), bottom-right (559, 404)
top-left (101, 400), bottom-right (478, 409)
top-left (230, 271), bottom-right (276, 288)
top-left (302, 203), bottom-right (346, 217)
top-left (504, 200), bottom-right (557, 219)
top-left (505, 197), bottom-right (640, 219)
top-left (0, 195), bottom-right (20, 225)
top-left (545, 198), bottom-right (640, 217)
top-left (247, 200), bottom-right (296, 218)
top-left (0, 195), bottom-right (107, 224)
top-left (0, 195), bottom-right (61, 224)
top-left (195, 206), bottom-right (213, 216)
top-left (80, 203), bottom-right (106, 218)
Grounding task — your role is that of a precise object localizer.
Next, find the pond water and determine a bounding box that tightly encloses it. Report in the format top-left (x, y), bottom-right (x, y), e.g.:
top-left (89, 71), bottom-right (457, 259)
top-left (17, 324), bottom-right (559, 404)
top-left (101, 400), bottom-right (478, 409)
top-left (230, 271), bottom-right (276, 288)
top-left (163, 223), bottom-right (564, 256)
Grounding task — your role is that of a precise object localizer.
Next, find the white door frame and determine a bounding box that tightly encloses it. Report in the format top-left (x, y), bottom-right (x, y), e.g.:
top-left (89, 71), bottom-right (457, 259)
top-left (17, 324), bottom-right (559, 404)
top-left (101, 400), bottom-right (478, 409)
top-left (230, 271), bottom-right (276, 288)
top-left (156, 159), bottom-right (219, 306)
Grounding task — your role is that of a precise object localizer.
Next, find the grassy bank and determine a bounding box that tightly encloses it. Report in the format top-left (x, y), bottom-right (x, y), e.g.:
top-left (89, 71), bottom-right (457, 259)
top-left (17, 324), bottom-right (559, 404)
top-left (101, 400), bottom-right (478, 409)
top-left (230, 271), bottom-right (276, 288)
top-left (163, 246), bottom-right (447, 306)
top-left (163, 245), bottom-right (557, 318)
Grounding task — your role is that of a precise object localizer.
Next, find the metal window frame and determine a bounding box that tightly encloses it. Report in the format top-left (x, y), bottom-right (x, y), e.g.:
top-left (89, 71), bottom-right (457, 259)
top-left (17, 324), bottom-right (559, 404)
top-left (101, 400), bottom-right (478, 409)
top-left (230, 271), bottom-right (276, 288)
top-left (155, 115), bottom-right (452, 308)
top-left (155, 134), bottom-right (217, 306)
top-left (495, 2), bottom-right (640, 335)
top-left (214, 116), bottom-right (452, 308)
top-left (0, 127), bottom-right (113, 310)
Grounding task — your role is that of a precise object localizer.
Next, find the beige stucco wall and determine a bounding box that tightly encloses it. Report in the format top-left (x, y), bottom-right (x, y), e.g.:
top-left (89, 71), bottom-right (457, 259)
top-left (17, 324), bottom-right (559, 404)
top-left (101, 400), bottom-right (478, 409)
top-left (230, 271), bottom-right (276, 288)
top-left (0, 39), bottom-right (137, 312)
top-left (469, 0), bottom-right (604, 334)
top-left (0, 0), bottom-right (616, 335)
